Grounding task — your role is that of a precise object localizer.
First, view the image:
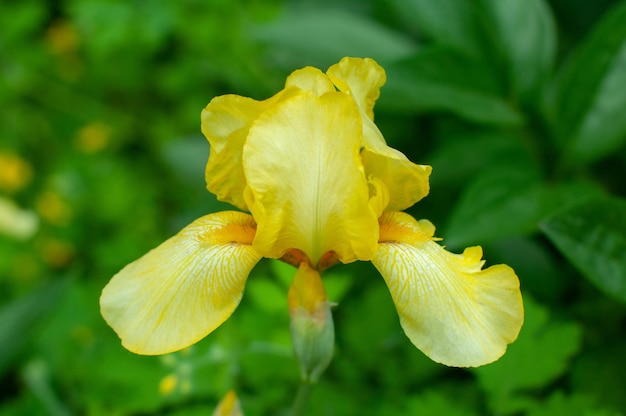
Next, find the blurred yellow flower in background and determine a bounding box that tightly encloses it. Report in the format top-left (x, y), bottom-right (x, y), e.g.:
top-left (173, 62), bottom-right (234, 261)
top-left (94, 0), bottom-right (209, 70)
top-left (75, 122), bottom-right (111, 154)
top-left (158, 374), bottom-right (178, 396)
top-left (46, 20), bottom-right (80, 55)
top-left (0, 197), bottom-right (38, 240)
top-left (0, 152), bottom-right (33, 193)
top-left (45, 19), bottom-right (83, 80)
top-left (213, 391), bottom-right (243, 416)
top-left (101, 57), bottom-right (523, 368)
top-left (36, 191), bottom-right (72, 226)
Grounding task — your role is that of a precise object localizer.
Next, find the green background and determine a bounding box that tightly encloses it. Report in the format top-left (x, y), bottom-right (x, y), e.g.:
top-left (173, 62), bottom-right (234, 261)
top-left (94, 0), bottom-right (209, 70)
top-left (1, 0), bottom-right (626, 414)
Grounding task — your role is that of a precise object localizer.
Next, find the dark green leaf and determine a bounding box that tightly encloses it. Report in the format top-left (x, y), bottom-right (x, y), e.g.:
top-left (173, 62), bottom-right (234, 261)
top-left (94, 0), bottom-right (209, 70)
top-left (0, 278), bottom-right (69, 375)
top-left (443, 167), bottom-right (606, 250)
top-left (473, 296), bottom-right (583, 414)
top-left (526, 391), bottom-right (619, 416)
top-left (21, 359), bottom-right (72, 416)
top-left (540, 196), bottom-right (626, 303)
top-left (380, 48), bottom-right (522, 124)
top-left (443, 165), bottom-right (547, 249)
top-left (386, 0), bottom-right (557, 100)
top-left (487, 237), bottom-right (566, 303)
top-left (426, 130), bottom-right (534, 188)
top-left (404, 390), bottom-right (479, 416)
top-left (0, 0), bottom-right (46, 44)
top-left (482, 0), bottom-right (556, 100)
top-left (252, 9), bottom-right (416, 70)
top-left (571, 342), bottom-right (626, 412)
top-left (549, 1), bottom-right (626, 163)
top-left (386, 0), bottom-right (487, 58)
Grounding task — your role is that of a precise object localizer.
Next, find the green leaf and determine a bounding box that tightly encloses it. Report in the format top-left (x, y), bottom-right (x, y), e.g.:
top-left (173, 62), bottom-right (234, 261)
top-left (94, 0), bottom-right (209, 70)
top-left (21, 359), bottom-right (72, 416)
top-left (549, 1), bottom-right (626, 163)
top-left (36, 280), bottom-right (179, 414)
top-left (380, 48), bottom-right (522, 125)
top-left (426, 130), bottom-right (534, 188)
top-left (526, 391), bottom-right (620, 416)
top-left (443, 167), bottom-right (606, 250)
top-left (386, 0), bottom-right (557, 101)
top-left (540, 196), bottom-right (626, 303)
top-left (483, 0), bottom-right (556, 100)
top-left (0, 278), bottom-right (69, 376)
top-left (443, 165), bottom-right (547, 249)
top-left (0, 0), bottom-right (47, 44)
top-left (473, 296), bottom-right (583, 414)
top-left (404, 390), bottom-right (479, 416)
top-left (570, 342), bottom-right (626, 412)
top-left (377, 387), bottom-right (477, 416)
top-left (385, 0), bottom-right (486, 54)
top-left (70, 0), bottom-right (174, 57)
top-left (252, 9), bottom-right (416, 70)
top-left (246, 277), bottom-right (286, 314)
top-left (487, 237), bottom-right (566, 303)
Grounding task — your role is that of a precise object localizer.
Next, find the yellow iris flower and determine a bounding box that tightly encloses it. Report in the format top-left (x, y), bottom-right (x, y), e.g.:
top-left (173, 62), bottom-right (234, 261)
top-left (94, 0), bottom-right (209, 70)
top-left (100, 57), bottom-right (523, 368)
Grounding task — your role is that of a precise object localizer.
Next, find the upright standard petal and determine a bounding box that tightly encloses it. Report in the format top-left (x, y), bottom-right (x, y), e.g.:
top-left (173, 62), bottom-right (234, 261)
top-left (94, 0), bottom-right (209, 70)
top-left (201, 89), bottom-right (299, 209)
top-left (372, 212), bottom-right (523, 367)
top-left (326, 57), bottom-right (431, 211)
top-left (100, 211), bottom-right (262, 355)
top-left (326, 57), bottom-right (386, 120)
top-left (243, 92), bottom-right (379, 265)
top-left (285, 66), bottom-right (335, 96)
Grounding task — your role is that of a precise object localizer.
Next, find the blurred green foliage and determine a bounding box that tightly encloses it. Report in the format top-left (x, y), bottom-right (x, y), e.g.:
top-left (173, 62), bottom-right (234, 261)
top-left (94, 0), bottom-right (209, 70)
top-left (1, 0), bottom-right (626, 414)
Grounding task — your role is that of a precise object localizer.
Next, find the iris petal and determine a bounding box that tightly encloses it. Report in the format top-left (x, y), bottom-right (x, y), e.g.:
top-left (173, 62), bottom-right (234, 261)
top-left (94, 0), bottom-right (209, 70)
top-left (243, 91), bottom-right (379, 265)
top-left (100, 211), bottom-right (261, 355)
top-left (361, 148), bottom-right (431, 211)
top-left (326, 57), bottom-right (385, 120)
top-left (327, 57), bottom-right (431, 211)
top-left (285, 66), bottom-right (335, 96)
top-left (201, 90), bottom-right (298, 209)
top-left (372, 212), bottom-right (523, 367)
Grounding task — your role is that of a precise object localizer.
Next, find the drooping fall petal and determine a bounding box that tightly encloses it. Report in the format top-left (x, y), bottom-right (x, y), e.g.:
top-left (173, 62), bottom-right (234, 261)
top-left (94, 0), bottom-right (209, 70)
top-left (243, 91), bottom-right (379, 265)
top-left (100, 211), bottom-right (261, 355)
top-left (372, 212), bottom-right (523, 367)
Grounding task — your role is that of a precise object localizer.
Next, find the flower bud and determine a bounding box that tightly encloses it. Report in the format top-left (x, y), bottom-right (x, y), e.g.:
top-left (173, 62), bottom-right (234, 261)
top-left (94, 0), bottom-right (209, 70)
top-left (288, 263), bottom-right (334, 382)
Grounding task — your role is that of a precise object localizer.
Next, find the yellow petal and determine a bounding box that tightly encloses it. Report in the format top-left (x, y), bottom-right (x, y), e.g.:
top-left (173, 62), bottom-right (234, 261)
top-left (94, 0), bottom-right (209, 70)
top-left (361, 147), bottom-right (432, 211)
top-left (288, 263), bottom-right (335, 382)
top-left (201, 89), bottom-right (299, 210)
top-left (100, 211), bottom-right (261, 355)
top-left (213, 391), bottom-right (243, 416)
top-left (285, 66), bottom-right (335, 96)
top-left (326, 57), bottom-right (431, 211)
top-left (326, 57), bottom-right (386, 120)
top-left (372, 212), bottom-right (524, 367)
top-left (288, 262), bottom-right (328, 315)
top-left (243, 91), bottom-right (379, 265)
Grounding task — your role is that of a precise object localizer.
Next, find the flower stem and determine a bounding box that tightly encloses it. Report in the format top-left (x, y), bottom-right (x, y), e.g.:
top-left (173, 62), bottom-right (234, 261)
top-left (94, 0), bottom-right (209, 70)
top-left (290, 379), bottom-right (314, 416)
